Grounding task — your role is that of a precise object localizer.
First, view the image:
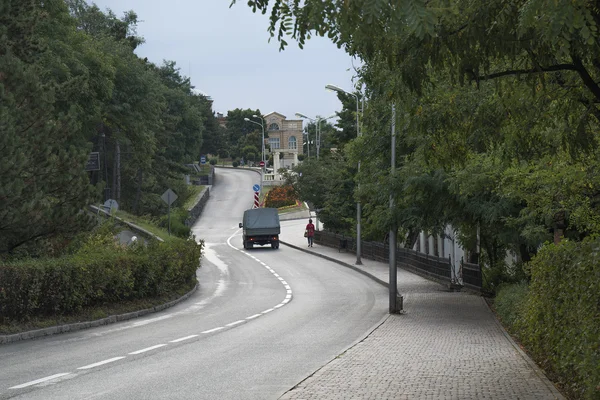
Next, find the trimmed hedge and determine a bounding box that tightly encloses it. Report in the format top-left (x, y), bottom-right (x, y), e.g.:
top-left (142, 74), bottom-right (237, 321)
top-left (0, 233), bottom-right (202, 322)
top-left (494, 282), bottom-right (528, 329)
top-left (515, 239), bottom-right (600, 399)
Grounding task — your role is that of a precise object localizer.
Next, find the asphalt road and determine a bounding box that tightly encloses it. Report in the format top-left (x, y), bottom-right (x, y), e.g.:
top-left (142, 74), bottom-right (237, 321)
top-left (0, 167), bottom-right (387, 400)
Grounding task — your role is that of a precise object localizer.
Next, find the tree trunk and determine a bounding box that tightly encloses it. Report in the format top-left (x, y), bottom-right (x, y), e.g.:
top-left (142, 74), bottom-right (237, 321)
top-left (554, 210), bottom-right (565, 244)
top-left (115, 140), bottom-right (121, 201)
top-left (404, 228), bottom-right (420, 249)
top-left (133, 168), bottom-right (143, 214)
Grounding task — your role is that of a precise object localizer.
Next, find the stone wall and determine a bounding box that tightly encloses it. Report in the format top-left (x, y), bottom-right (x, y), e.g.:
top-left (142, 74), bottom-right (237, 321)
top-left (185, 187), bottom-right (210, 227)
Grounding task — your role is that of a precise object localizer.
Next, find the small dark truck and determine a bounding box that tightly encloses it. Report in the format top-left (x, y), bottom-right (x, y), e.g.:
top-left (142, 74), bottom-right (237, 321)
top-left (239, 208), bottom-right (280, 249)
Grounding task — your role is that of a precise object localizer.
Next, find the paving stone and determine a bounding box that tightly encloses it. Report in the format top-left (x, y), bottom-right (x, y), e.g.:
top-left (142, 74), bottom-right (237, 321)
top-left (278, 221), bottom-right (565, 400)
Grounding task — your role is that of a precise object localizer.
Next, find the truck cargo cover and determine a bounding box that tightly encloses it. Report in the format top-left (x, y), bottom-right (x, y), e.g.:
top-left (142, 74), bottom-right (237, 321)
top-left (243, 208), bottom-right (281, 235)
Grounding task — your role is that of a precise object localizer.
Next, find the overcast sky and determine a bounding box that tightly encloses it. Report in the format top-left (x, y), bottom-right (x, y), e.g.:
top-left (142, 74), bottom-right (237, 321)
top-left (89, 0), bottom-right (358, 122)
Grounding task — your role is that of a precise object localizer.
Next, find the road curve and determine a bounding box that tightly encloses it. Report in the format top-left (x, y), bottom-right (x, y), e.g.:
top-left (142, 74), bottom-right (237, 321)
top-left (0, 167), bottom-right (388, 400)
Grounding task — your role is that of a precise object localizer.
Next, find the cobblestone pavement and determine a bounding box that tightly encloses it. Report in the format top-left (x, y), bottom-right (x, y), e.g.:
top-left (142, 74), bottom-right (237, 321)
top-left (278, 220), bottom-right (564, 400)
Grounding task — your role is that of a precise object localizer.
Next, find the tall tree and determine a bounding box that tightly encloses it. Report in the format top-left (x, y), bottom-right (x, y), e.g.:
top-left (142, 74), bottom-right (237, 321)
top-left (0, 0), bottom-right (96, 255)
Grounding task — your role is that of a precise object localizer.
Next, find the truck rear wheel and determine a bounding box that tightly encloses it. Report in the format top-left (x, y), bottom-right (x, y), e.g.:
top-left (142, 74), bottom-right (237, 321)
top-left (271, 242), bottom-right (279, 249)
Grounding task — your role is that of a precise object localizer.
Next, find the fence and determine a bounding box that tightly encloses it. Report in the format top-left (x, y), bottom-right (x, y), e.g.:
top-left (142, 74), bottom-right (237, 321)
top-left (460, 258), bottom-right (483, 291)
top-left (314, 231), bottom-right (453, 285)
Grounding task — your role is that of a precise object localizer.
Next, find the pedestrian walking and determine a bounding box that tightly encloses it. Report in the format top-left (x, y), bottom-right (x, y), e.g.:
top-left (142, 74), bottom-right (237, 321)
top-left (305, 219), bottom-right (315, 247)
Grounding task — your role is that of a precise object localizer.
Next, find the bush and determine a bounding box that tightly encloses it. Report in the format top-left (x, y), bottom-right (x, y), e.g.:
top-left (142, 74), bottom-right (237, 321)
top-left (518, 239), bottom-right (600, 399)
top-left (209, 158), bottom-right (217, 165)
top-left (265, 185), bottom-right (297, 208)
top-left (0, 232), bottom-right (202, 322)
top-left (494, 282), bottom-right (528, 331)
top-left (298, 154), bottom-right (305, 161)
top-left (158, 208), bottom-right (191, 238)
top-left (232, 160), bottom-right (239, 168)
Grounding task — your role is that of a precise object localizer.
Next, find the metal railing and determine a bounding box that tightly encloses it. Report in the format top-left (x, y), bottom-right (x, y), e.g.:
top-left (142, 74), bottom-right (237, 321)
top-left (460, 257), bottom-right (483, 290)
top-left (314, 231), bottom-right (453, 283)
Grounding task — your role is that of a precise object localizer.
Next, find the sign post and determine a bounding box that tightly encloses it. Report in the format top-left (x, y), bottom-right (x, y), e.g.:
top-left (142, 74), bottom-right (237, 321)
top-left (252, 184), bottom-right (260, 209)
top-left (161, 188), bottom-right (178, 235)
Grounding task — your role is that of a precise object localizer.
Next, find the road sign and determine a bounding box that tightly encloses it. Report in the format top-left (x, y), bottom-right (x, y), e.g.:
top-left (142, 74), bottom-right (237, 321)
top-left (200, 155), bottom-right (206, 165)
top-left (161, 188), bottom-right (178, 206)
top-left (252, 184), bottom-right (260, 192)
top-left (103, 199), bottom-right (118, 212)
top-left (259, 161), bottom-right (265, 167)
top-left (86, 152), bottom-right (100, 171)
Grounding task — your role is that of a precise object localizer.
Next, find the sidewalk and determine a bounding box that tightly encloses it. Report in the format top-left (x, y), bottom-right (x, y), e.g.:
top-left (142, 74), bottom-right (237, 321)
top-left (278, 220), bottom-right (564, 400)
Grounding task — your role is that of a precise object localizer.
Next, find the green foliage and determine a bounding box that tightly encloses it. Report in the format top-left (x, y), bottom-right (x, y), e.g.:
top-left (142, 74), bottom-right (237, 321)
top-left (0, 0), bottom-right (97, 255)
top-left (224, 108), bottom-right (263, 148)
top-left (0, 230), bottom-right (202, 322)
top-left (232, 160), bottom-right (240, 168)
top-left (518, 239), bottom-right (600, 399)
top-left (493, 282), bottom-right (529, 330)
top-left (1, 0), bottom-right (221, 253)
top-left (289, 155), bottom-right (355, 234)
top-left (209, 158), bottom-right (217, 165)
top-left (158, 208), bottom-right (191, 239)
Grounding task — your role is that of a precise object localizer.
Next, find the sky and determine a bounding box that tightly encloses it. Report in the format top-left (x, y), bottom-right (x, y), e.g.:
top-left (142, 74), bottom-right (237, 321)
top-left (90, 0), bottom-right (359, 122)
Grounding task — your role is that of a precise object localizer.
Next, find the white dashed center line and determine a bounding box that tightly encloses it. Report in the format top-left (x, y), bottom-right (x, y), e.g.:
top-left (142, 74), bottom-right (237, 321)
top-left (170, 335), bottom-right (199, 343)
top-left (77, 357), bottom-right (125, 370)
top-left (9, 226), bottom-right (294, 393)
top-left (202, 327), bottom-right (224, 334)
top-left (10, 373), bottom-right (71, 389)
top-left (128, 344), bottom-right (167, 355)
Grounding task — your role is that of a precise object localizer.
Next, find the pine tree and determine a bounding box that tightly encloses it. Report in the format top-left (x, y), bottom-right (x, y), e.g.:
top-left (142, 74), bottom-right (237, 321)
top-left (0, 0), bottom-right (95, 255)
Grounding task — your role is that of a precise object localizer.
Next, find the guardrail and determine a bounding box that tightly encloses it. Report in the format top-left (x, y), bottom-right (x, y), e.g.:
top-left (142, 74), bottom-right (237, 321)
top-left (89, 205), bottom-right (164, 242)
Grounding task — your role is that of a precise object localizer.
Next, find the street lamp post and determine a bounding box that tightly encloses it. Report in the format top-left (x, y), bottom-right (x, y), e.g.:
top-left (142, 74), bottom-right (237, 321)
top-left (296, 113), bottom-right (336, 159)
top-left (252, 115), bottom-right (266, 164)
top-left (244, 116), bottom-right (265, 190)
top-left (326, 84), bottom-right (362, 265)
top-left (389, 104), bottom-right (402, 313)
top-left (317, 114), bottom-right (336, 159)
top-left (295, 113), bottom-right (314, 158)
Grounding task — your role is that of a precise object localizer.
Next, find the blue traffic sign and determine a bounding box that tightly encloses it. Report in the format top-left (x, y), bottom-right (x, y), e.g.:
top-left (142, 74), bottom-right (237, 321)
top-left (252, 184), bottom-right (260, 192)
top-left (200, 156), bottom-right (206, 165)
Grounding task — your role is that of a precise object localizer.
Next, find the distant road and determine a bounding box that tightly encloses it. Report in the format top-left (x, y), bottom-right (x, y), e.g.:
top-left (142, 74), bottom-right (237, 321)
top-left (0, 167), bottom-right (387, 400)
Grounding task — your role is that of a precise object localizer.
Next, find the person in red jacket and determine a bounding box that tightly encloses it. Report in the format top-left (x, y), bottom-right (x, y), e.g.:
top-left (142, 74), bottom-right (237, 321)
top-left (305, 219), bottom-right (315, 247)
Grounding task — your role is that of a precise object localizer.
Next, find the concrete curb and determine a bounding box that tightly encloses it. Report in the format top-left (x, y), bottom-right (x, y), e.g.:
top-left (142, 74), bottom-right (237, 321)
top-left (484, 299), bottom-right (566, 399)
top-left (280, 313), bottom-right (391, 399)
top-left (281, 240), bottom-right (565, 399)
top-left (0, 283), bottom-right (199, 345)
top-left (279, 241), bottom-right (389, 288)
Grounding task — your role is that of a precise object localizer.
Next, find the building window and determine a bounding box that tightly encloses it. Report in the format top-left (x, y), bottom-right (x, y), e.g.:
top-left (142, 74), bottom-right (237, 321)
top-left (288, 136), bottom-right (297, 150)
top-left (269, 137), bottom-right (280, 149)
top-left (268, 123), bottom-right (280, 131)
